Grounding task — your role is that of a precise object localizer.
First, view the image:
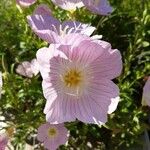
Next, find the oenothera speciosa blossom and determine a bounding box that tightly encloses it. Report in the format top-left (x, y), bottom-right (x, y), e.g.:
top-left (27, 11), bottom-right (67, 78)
top-left (16, 59), bottom-right (39, 78)
top-left (36, 33), bottom-right (122, 125)
top-left (0, 72), bottom-right (2, 99)
top-left (51, 0), bottom-right (84, 11)
top-left (37, 123), bottom-right (68, 150)
top-left (27, 4), bottom-right (96, 44)
top-left (142, 77), bottom-right (150, 106)
top-left (16, 0), bottom-right (36, 7)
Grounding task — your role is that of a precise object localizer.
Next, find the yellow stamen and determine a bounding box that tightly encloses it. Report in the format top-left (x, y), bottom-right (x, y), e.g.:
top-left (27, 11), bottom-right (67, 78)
top-left (63, 69), bottom-right (82, 88)
top-left (48, 128), bottom-right (57, 138)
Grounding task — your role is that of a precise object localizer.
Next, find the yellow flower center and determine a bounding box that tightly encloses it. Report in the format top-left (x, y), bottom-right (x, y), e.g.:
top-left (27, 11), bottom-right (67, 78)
top-left (6, 127), bottom-right (14, 137)
top-left (48, 128), bottom-right (57, 138)
top-left (94, 0), bottom-right (100, 5)
top-left (63, 69), bottom-right (82, 88)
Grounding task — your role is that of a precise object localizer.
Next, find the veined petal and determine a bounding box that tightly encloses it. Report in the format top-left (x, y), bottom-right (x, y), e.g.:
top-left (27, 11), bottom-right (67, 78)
top-left (89, 40), bottom-right (122, 79)
top-left (27, 15), bottom-right (61, 43)
top-left (36, 45), bottom-right (67, 79)
top-left (108, 96), bottom-right (120, 114)
top-left (45, 94), bottom-right (76, 124)
top-left (37, 123), bottom-right (50, 142)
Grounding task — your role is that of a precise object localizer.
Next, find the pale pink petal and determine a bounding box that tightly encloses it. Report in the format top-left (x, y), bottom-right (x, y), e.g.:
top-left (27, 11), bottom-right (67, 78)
top-left (75, 79), bottom-right (119, 124)
top-left (0, 133), bottom-right (8, 150)
top-left (108, 96), bottom-right (120, 114)
top-left (33, 4), bottom-right (52, 15)
top-left (36, 45), bottom-right (67, 79)
top-left (27, 15), bottom-right (61, 43)
top-left (16, 0), bottom-right (36, 7)
top-left (44, 139), bottom-right (57, 150)
top-left (46, 94), bottom-right (76, 124)
top-left (42, 81), bottom-right (58, 113)
top-left (142, 77), bottom-right (150, 106)
top-left (90, 40), bottom-right (122, 79)
top-left (16, 61), bottom-right (33, 78)
top-left (37, 123), bottom-right (50, 142)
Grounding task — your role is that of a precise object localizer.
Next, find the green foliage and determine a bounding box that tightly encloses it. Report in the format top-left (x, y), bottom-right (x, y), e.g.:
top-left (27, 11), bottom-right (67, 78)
top-left (0, 0), bottom-right (150, 149)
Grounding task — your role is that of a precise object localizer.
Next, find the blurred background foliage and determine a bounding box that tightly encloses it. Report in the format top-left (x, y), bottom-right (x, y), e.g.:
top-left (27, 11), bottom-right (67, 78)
top-left (0, 0), bottom-right (150, 149)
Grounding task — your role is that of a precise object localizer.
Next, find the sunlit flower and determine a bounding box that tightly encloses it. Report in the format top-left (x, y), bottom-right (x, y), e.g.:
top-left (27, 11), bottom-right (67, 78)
top-left (16, 59), bottom-right (39, 78)
top-left (0, 72), bottom-right (2, 99)
top-left (37, 33), bottom-right (122, 124)
top-left (82, 0), bottom-right (113, 15)
top-left (51, 0), bottom-right (84, 11)
top-left (142, 77), bottom-right (150, 106)
top-left (37, 123), bottom-right (68, 150)
top-left (27, 5), bottom-right (95, 44)
top-left (16, 0), bottom-right (36, 7)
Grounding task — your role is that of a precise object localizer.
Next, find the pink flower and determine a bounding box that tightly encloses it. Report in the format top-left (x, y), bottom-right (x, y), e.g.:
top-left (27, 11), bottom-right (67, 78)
top-left (142, 77), bottom-right (150, 106)
top-left (36, 33), bottom-right (122, 124)
top-left (27, 5), bottom-right (95, 44)
top-left (33, 4), bottom-right (52, 15)
top-left (51, 0), bottom-right (84, 11)
top-left (16, 0), bottom-right (36, 7)
top-left (16, 59), bottom-right (39, 78)
top-left (0, 133), bottom-right (8, 150)
top-left (0, 72), bottom-right (2, 99)
top-left (37, 123), bottom-right (68, 150)
top-left (82, 0), bottom-right (113, 15)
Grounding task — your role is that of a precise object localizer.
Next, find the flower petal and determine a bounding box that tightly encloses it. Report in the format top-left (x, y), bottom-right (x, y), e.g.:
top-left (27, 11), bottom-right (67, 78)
top-left (62, 21), bottom-right (95, 36)
top-left (27, 15), bottom-right (61, 43)
top-left (82, 0), bottom-right (113, 15)
top-left (45, 94), bottom-right (76, 124)
top-left (37, 123), bottom-right (49, 142)
top-left (108, 96), bottom-right (120, 114)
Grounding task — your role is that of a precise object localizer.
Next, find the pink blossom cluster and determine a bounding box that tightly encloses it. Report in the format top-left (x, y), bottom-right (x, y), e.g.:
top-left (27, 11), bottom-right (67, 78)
top-left (13, 0), bottom-right (150, 150)
top-left (16, 0), bottom-right (113, 15)
top-left (15, 0), bottom-right (122, 149)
